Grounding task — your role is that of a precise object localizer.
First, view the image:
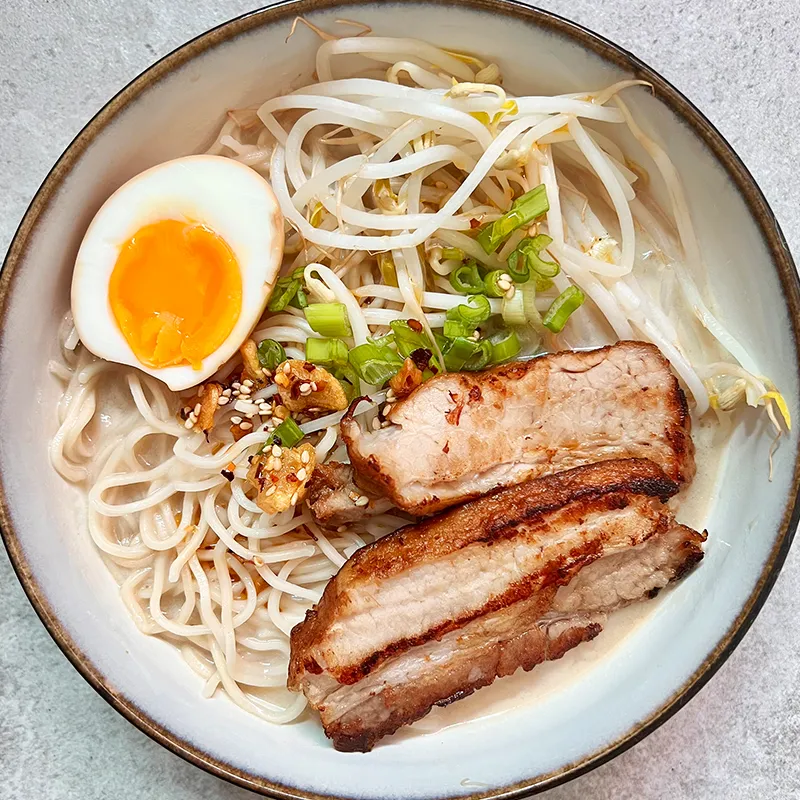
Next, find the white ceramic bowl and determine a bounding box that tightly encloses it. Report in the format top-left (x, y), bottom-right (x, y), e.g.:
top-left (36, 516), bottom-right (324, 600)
top-left (2, 1), bottom-right (799, 797)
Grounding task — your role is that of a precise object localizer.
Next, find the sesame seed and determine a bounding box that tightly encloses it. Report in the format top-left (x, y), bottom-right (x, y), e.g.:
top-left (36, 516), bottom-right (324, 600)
top-left (273, 458), bottom-right (282, 471)
top-left (182, 406), bottom-right (192, 414)
top-left (386, 389), bottom-right (396, 402)
top-left (232, 382), bottom-right (241, 389)
top-left (504, 286), bottom-right (516, 300)
top-left (188, 412), bottom-right (198, 422)
top-left (371, 417), bottom-right (381, 430)
top-left (265, 456), bottom-right (275, 470)
top-left (497, 279), bottom-right (512, 292)
top-left (243, 379), bottom-right (254, 387)
top-left (348, 491), bottom-right (360, 502)
top-left (264, 486), bottom-right (276, 496)
top-left (222, 388), bottom-right (232, 397)
top-left (217, 396), bottom-right (229, 405)
top-left (310, 381), bottom-right (318, 391)
top-left (337, 525), bottom-right (348, 532)
top-left (239, 421), bottom-right (253, 431)
top-left (290, 491), bottom-right (299, 506)
top-left (297, 468), bottom-right (307, 481)
top-left (301, 450), bottom-right (310, 464)
top-left (500, 273), bottom-right (511, 283)
top-left (299, 382), bottom-right (312, 395)
top-left (239, 386), bottom-right (252, 395)
top-left (283, 362), bottom-right (291, 374)
top-left (355, 495), bottom-right (369, 507)
top-left (184, 419), bottom-right (195, 429)
top-left (271, 444), bottom-right (282, 457)
top-left (381, 420), bottom-right (391, 427)
top-left (231, 416), bottom-right (243, 425)
top-left (383, 403), bottom-right (393, 416)
top-left (193, 403), bottom-right (202, 414)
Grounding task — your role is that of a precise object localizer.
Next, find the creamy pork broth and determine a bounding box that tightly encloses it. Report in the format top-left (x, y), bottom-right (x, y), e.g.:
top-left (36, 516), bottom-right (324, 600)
top-left (51, 23), bottom-right (785, 739)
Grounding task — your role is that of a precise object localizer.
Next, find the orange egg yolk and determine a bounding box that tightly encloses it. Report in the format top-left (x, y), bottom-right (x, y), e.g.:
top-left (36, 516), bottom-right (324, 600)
top-left (109, 219), bottom-right (242, 370)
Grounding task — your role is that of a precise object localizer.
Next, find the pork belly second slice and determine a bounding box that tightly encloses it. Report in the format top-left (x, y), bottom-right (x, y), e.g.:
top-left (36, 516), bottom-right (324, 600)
top-left (289, 459), bottom-right (706, 751)
top-left (340, 341), bottom-right (695, 517)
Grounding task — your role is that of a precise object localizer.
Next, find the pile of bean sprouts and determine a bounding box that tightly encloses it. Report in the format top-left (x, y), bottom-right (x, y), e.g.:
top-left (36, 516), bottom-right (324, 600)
top-left (50, 22), bottom-right (787, 725)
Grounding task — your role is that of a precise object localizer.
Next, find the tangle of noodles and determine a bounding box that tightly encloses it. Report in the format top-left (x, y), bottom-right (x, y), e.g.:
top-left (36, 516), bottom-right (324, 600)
top-left (50, 23), bottom-right (787, 725)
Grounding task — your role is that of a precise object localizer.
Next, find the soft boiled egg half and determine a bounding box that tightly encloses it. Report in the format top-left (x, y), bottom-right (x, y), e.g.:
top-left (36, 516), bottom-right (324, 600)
top-left (72, 155), bottom-right (284, 391)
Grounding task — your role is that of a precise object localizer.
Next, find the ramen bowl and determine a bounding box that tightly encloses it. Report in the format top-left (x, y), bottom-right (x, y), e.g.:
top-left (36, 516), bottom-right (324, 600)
top-left (1, 1), bottom-right (798, 797)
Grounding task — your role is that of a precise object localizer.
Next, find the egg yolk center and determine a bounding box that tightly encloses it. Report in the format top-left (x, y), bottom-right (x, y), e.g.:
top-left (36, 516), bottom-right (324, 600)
top-left (109, 219), bottom-right (242, 370)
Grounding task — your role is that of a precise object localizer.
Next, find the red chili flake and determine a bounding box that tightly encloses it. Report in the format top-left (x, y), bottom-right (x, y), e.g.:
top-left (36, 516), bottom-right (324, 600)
top-left (221, 469), bottom-right (234, 482)
top-left (445, 402), bottom-right (464, 426)
top-left (442, 441), bottom-right (450, 454)
top-left (303, 362), bottom-right (315, 373)
top-left (469, 218), bottom-right (481, 229)
top-left (408, 319), bottom-right (423, 333)
top-left (469, 385), bottom-right (482, 403)
top-left (287, 473), bottom-right (299, 483)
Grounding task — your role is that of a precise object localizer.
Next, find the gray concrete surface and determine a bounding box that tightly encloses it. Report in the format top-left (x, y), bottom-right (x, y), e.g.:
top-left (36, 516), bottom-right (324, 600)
top-left (1, 1), bottom-right (799, 798)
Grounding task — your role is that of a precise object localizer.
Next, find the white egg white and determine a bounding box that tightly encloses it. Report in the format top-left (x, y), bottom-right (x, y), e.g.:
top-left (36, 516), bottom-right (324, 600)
top-left (71, 154), bottom-right (284, 391)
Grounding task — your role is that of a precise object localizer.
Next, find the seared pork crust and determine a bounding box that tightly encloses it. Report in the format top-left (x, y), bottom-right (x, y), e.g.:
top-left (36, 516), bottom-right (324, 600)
top-left (341, 342), bottom-right (694, 516)
top-left (290, 459), bottom-right (677, 689)
top-left (305, 462), bottom-right (392, 526)
top-left (309, 523), bottom-right (706, 751)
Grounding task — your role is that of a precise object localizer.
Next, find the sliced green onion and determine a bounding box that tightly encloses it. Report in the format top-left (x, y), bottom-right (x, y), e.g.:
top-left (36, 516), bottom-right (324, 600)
top-left (542, 286), bottom-right (586, 333)
top-left (476, 184), bottom-right (550, 253)
top-left (267, 279), bottom-right (301, 312)
top-left (441, 247), bottom-right (465, 261)
top-left (446, 294), bottom-right (491, 327)
top-left (501, 287), bottom-right (526, 326)
top-left (483, 270), bottom-right (508, 298)
top-left (443, 319), bottom-right (472, 339)
top-left (304, 303), bottom-right (352, 337)
top-left (390, 320), bottom-right (430, 358)
top-left (334, 364), bottom-right (360, 402)
top-left (449, 260), bottom-right (485, 294)
top-left (521, 234), bottom-right (560, 278)
top-left (520, 281), bottom-right (544, 329)
top-left (489, 330), bottom-right (521, 363)
top-left (305, 337), bottom-right (349, 367)
top-left (440, 336), bottom-right (491, 371)
top-left (348, 341), bottom-right (404, 385)
top-left (377, 251), bottom-right (397, 287)
top-left (506, 249), bottom-right (530, 283)
top-left (268, 417), bottom-right (304, 449)
top-left (534, 274), bottom-right (554, 292)
top-left (256, 339), bottom-right (286, 371)
top-left (289, 285), bottom-right (309, 309)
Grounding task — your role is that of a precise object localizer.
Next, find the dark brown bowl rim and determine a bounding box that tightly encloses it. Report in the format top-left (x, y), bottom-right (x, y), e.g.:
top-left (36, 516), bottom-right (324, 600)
top-left (1, 0), bottom-right (798, 798)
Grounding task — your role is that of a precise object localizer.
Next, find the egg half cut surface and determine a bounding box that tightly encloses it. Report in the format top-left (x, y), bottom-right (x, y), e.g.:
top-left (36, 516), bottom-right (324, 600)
top-left (72, 155), bottom-right (284, 391)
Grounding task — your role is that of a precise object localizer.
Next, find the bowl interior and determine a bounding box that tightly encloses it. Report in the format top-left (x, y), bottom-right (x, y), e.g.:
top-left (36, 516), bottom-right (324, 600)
top-left (1, 2), bottom-right (798, 798)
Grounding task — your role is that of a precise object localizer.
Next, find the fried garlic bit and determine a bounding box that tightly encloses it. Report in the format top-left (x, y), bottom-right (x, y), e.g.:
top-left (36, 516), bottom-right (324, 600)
top-left (247, 442), bottom-right (316, 515)
top-left (240, 338), bottom-right (267, 385)
top-left (274, 359), bottom-right (348, 413)
top-left (389, 358), bottom-right (423, 400)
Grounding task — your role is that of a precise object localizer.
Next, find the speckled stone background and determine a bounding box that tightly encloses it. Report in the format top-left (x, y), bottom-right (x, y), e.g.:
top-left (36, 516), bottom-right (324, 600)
top-left (1, 1), bottom-right (799, 798)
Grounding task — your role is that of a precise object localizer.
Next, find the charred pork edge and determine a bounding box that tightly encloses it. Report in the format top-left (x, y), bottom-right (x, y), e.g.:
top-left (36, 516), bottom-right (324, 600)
top-left (289, 460), bottom-right (678, 689)
top-left (322, 525), bottom-right (706, 751)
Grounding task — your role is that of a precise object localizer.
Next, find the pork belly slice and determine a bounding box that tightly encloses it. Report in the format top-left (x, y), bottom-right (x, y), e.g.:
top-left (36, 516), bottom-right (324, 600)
top-left (313, 522), bottom-right (705, 752)
top-left (289, 459), bottom-right (705, 751)
top-left (340, 341), bottom-right (694, 517)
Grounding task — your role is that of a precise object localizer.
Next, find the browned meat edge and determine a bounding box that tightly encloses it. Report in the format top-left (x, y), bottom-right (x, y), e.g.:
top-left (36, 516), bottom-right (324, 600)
top-left (324, 524), bottom-right (706, 751)
top-left (289, 459), bottom-right (678, 688)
